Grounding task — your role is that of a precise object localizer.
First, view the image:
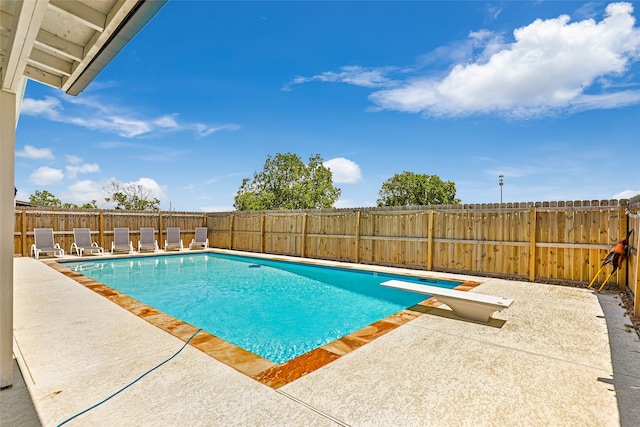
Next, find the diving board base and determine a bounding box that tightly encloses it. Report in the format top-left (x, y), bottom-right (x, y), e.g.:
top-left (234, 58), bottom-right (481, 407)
top-left (381, 280), bottom-right (513, 323)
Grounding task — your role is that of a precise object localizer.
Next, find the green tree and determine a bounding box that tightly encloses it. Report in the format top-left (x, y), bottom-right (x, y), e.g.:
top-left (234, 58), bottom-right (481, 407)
top-left (104, 181), bottom-right (160, 210)
top-left (29, 190), bottom-right (61, 206)
top-left (62, 200), bottom-right (98, 209)
top-left (377, 172), bottom-right (460, 207)
top-left (28, 190), bottom-right (98, 209)
top-left (234, 153), bottom-right (341, 211)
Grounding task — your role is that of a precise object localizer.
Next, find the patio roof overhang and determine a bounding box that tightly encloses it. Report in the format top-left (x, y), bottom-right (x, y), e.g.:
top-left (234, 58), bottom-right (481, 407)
top-left (1, 0), bottom-right (166, 95)
top-left (0, 0), bottom-right (167, 389)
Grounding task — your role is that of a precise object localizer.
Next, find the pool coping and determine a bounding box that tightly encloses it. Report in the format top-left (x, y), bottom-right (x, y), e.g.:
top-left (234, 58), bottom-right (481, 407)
top-left (45, 249), bottom-right (482, 389)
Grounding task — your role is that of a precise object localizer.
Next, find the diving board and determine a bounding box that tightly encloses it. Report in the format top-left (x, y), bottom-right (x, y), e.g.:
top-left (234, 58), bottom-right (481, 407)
top-left (381, 280), bottom-right (513, 323)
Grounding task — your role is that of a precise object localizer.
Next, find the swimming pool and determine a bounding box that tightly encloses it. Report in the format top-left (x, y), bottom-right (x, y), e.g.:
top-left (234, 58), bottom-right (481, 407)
top-left (65, 253), bottom-right (461, 363)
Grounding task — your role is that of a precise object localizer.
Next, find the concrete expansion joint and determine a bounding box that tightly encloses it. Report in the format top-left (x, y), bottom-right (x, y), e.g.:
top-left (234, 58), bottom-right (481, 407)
top-left (275, 389), bottom-right (350, 426)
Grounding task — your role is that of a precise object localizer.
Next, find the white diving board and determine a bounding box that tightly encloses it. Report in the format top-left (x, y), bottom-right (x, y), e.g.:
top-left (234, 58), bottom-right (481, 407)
top-left (381, 280), bottom-right (514, 323)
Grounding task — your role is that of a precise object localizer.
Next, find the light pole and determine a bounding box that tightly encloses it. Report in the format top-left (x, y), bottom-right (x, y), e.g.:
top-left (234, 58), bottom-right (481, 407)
top-left (499, 175), bottom-right (504, 205)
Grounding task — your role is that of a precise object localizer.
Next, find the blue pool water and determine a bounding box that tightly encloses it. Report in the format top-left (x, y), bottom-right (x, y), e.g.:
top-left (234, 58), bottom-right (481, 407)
top-left (65, 253), bottom-right (460, 363)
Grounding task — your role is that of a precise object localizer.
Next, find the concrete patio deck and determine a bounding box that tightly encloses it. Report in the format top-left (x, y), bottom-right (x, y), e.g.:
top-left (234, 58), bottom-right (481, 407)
top-left (3, 255), bottom-right (640, 426)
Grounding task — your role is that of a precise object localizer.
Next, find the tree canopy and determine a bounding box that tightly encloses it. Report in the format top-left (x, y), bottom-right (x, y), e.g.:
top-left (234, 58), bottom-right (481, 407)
top-left (377, 172), bottom-right (460, 207)
top-left (104, 181), bottom-right (160, 210)
top-left (29, 190), bottom-right (97, 209)
top-left (234, 153), bottom-right (341, 211)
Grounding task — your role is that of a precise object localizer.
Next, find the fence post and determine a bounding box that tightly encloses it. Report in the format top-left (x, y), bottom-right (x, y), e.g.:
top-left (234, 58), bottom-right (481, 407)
top-left (427, 209), bottom-right (434, 271)
top-left (21, 209), bottom-right (27, 256)
top-left (619, 202), bottom-right (628, 291)
top-left (260, 213), bottom-right (266, 253)
top-left (228, 213), bottom-right (235, 249)
top-left (354, 210), bottom-right (361, 264)
top-left (99, 211), bottom-right (105, 249)
top-left (634, 224), bottom-right (640, 316)
top-left (301, 213), bottom-right (307, 258)
top-left (529, 206), bottom-right (537, 282)
top-left (158, 212), bottom-right (164, 247)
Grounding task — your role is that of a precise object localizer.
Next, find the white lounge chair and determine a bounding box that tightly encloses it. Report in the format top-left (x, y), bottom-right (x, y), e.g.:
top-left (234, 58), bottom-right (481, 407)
top-left (31, 228), bottom-right (64, 259)
top-left (138, 227), bottom-right (159, 253)
top-left (71, 228), bottom-right (104, 256)
top-left (381, 280), bottom-right (514, 323)
top-left (164, 227), bottom-right (183, 251)
top-left (189, 227), bottom-right (209, 250)
top-left (111, 227), bottom-right (135, 254)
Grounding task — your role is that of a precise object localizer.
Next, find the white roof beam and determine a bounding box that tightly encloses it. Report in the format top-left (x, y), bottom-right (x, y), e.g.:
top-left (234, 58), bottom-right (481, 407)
top-left (0, 9), bottom-right (13, 36)
top-left (62, 0), bottom-right (140, 92)
top-left (48, 0), bottom-right (106, 32)
top-left (34, 28), bottom-right (83, 62)
top-left (0, 32), bottom-right (8, 55)
top-left (23, 64), bottom-right (63, 88)
top-left (2, 1), bottom-right (49, 92)
top-left (28, 48), bottom-right (72, 76)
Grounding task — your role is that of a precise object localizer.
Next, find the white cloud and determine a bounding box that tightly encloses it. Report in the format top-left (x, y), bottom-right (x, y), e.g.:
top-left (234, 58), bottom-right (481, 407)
top-left (324, 157), bottom-right (362, 183)
top-left (612, 189), bottom-right (640, 199)
top-left (68, 116), bottom-right (152, 138)
top-left (292, 2), bottom-right (640, 119)
top-left (370, 2), bottom-right (640, 118)
top-left (154, 114), bottom-right (179, 129)
top-left (334, 198), bottom-right (376, 208)
top-left (29, 167), bottom-right (64, 185)
top-left (63, 180), bottom-right (105, 205)
top-left (65, 154), bottom-right (83, 164)
top-left (285, 66), bottom-right (396, 91)
top-left (132, 177), bottom-right (168, 201)
top-left (200, 205), bottom-right (235, 212)
top-left (16, 145), bottom-right (55, 160)
top-left (15, 188), bottom-right (30, 201)
top-left (192, 123), bottom-right (241, 138)
top-left (66, 163), bottom-right (100, 179)
top-left (100, 177), bottom-right (168, 208)
top-left (334, 198), bottom-right (358, 208)
top-left (20, 96), bottom-right (62, 118)
top-left (21, 94), bottom-right (239, 139)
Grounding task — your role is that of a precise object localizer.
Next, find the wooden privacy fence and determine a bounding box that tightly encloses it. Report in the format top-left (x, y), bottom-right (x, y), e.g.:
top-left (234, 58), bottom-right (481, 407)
top-left (13, 198), bottom-right (640, 315)
top-left (208, 198), bottom-right (640, 314)
top-left (13, 208), bottom-right (207, 256)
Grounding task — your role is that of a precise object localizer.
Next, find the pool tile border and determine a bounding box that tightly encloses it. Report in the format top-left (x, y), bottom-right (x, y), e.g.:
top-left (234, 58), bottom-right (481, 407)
top-left (45, 258), bottom-right (481, 389)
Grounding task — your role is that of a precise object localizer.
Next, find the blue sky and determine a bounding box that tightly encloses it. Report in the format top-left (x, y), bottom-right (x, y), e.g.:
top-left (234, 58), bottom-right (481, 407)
top-left (15, 1), bottom-right (640, 212)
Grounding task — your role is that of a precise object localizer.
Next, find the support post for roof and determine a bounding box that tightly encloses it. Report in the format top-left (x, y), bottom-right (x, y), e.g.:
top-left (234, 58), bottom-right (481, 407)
top-left (0, 88), bottom-right (17, 388)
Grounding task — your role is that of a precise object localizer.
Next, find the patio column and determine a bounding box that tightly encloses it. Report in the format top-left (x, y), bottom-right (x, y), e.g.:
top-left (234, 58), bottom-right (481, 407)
top-left (0, 87), bottom-right (17, 388)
